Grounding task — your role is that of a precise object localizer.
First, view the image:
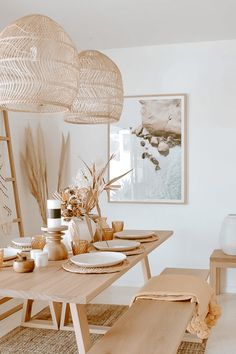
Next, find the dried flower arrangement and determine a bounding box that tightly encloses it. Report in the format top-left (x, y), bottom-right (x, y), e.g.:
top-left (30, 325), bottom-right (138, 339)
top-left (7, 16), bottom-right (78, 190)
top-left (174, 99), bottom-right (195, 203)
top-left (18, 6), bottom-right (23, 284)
top-left (54, 154), bottom-right (131, 220)
top-left (20, 125), bottom-right (69, 224)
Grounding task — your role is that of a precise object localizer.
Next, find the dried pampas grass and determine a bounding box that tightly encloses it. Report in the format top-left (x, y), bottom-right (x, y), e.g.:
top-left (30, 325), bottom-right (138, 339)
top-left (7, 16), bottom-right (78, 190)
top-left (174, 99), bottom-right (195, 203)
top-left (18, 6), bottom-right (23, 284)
top-left (57, 133), bottom-right (69, 192)
top-left (20, 125), bottom-right (48, 225)
top-left (21, 125), bottom-right (69, 225)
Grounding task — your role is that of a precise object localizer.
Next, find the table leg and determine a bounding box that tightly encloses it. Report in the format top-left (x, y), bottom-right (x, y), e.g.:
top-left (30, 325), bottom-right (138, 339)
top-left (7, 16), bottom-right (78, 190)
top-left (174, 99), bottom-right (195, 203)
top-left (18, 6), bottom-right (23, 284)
top-left (210, 263), bottom-right (220, 295)
top-left (21, 299), bottom-right (62, 329)
top-left (69, 303), bottom-right (91, 354)
top-left (141, 256), bottom-right (151, 281)
top-left (22, 299), bottom-right (33, 322)
top-left (216, 267), bottom-right (221, 295)
top-left (60, 302), bottom-right (71, 330)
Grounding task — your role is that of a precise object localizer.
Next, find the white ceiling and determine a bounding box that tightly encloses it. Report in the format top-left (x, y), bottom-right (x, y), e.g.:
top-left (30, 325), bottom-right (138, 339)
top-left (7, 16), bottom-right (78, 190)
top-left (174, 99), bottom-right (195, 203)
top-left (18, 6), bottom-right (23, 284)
top-left (0, 0), bottom-right (236, 50)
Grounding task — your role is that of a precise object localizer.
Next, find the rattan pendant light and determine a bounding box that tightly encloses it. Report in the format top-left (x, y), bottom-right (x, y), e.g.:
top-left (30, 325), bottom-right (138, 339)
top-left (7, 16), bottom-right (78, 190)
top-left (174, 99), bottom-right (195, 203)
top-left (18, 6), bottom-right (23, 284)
top-left (0, 14), bottom-right (78, 113)
top-left (65, 50), bottom-right (123, 124)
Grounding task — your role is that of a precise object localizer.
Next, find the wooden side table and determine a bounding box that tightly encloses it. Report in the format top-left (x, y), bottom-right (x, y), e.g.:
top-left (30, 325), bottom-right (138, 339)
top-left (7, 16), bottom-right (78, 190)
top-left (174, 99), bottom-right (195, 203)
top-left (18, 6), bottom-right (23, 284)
top-left (210, 249), bottom-right (236, 294)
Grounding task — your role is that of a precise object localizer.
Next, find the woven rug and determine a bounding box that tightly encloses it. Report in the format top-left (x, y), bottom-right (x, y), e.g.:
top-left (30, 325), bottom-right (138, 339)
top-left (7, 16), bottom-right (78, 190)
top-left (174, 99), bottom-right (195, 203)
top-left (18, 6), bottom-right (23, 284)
top-left (0, 304), bottom-right (207, 354)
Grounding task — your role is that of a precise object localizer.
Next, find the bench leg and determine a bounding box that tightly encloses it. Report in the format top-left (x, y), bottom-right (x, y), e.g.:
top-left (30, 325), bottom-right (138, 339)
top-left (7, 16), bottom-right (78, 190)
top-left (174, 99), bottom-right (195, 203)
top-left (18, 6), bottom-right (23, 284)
top-left (69, 303), bottom-right (91, 354)
top-left (141, 256), bottom-right (151, 281)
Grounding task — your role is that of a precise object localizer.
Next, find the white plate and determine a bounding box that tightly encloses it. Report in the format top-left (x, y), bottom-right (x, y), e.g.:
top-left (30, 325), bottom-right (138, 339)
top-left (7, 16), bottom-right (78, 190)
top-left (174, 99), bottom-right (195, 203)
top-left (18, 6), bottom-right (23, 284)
top-left (11, 237), bottom-right (32, 247)
top-left (114, 230), bottom-right (155, 239)
top-left (70, 252), bottom-right (126, 268)
top-left (93, 240), bottom-right (140, 252)
top-left (2, 247), bottom-right (18, 261)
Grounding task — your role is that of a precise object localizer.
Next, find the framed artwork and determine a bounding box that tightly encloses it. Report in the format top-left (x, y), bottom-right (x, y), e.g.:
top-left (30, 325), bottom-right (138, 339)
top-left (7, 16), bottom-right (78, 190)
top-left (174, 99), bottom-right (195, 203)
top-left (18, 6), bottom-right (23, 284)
top-left (108, 94), bottom-right (187, 204)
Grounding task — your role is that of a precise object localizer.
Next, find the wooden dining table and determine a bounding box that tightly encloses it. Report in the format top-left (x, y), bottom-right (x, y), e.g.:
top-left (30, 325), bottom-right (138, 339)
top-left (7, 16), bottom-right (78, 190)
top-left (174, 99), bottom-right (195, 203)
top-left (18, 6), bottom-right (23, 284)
top-left (0, 230), bottom-right (173, 354)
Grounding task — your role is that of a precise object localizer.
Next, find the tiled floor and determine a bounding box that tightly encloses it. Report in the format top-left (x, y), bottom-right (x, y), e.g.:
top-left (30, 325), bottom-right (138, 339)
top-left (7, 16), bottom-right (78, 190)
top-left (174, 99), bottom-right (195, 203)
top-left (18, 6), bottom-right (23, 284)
top-left (0, 287), bottom-right (236, 353)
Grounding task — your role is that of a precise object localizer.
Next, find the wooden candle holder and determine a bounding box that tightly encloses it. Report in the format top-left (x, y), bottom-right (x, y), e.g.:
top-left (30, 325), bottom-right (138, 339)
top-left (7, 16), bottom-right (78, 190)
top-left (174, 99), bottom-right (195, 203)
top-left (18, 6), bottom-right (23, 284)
top-left (41, 226), bottom-right (68, 261)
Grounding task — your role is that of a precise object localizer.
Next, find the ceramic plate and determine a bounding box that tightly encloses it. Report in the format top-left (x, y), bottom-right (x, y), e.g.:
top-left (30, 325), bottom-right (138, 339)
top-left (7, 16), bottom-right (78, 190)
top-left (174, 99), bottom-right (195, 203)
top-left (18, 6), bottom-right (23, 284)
top-left (11, 237), bottom-right (32, 247)
top-left (114, 230), bottom-right (156, 239)
top-left (93, 240), bottom-right (140, 252)
top-left (3, 247), bottom-right (18, 261)
top-left (70, 252), bottom-right (126, 268)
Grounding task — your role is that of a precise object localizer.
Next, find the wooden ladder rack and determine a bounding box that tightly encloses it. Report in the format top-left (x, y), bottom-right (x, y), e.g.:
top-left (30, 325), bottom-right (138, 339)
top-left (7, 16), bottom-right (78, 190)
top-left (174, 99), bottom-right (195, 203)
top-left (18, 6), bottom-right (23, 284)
top-left (0, 110), bottom-right (24, 321)
top-left (1, 110), bottom-right (24, 236)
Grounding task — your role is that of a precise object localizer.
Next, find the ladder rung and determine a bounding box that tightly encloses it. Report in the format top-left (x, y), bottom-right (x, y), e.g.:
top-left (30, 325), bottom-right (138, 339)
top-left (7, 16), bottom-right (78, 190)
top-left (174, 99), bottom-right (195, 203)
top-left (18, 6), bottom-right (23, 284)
top-left (0, 136), bottom-right (10, 141)
top-left (5, 177), bottom-right (15, 182)
top-left (0, 297), bottom-right (12, 305)
top-left (13, 218), bottom-right (22, 223)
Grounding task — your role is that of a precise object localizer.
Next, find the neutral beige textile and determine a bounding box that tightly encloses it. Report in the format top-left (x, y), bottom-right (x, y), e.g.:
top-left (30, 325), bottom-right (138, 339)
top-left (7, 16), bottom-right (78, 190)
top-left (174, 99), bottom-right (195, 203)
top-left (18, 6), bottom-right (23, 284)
top-left (131, 274), bottom-right (221, 339)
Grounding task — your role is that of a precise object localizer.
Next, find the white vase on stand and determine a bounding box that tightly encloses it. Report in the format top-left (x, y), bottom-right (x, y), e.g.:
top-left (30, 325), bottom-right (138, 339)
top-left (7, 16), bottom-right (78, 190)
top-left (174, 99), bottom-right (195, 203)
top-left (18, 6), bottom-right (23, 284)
top-left (62, 217), bottom-right (96, 251)
top-left (219, 214), bottom-right (236, 255)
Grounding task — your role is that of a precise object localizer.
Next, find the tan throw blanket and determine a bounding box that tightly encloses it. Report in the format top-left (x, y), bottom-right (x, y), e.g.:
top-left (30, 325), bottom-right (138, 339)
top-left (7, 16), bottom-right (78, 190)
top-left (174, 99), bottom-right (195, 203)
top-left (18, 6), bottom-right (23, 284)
top-left (131, 274), bottom-right (221, 339)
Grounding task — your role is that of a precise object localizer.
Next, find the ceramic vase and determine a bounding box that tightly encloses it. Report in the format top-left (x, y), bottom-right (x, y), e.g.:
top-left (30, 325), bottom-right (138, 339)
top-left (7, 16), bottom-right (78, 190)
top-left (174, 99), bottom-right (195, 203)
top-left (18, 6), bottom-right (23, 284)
top-left (93, 216), bottom-right (110, 242)
top-left (62, 217), bottom-right (96, 251)
top-left (219, 214), bottom-right (236, 255)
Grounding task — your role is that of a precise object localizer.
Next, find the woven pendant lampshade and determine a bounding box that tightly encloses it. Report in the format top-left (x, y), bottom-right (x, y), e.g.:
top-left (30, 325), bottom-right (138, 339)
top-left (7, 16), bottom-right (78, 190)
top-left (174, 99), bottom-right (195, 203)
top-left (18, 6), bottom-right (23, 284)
top-left (65, 50), bottom-right (123, 124)
top-left (0, 14), bottom-right (78, 113)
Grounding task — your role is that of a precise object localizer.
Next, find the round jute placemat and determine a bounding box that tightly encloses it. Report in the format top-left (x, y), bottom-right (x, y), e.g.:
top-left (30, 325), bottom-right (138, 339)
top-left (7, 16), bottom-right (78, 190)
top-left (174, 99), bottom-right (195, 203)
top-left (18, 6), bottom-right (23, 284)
top-left (62, 259), bottom-right (129, 274)
top-left (121, 246), bottom-right (144, 256)
top-left (89, 245), bottom-right (145, 256)
top-left (114, 234), bottom-right (159, 243)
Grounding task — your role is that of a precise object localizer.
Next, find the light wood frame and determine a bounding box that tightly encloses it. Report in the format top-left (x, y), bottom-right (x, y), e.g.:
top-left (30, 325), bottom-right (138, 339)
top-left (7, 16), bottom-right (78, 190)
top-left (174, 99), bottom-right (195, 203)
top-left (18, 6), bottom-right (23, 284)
top-left (108, 93), bottom-right (187, 204)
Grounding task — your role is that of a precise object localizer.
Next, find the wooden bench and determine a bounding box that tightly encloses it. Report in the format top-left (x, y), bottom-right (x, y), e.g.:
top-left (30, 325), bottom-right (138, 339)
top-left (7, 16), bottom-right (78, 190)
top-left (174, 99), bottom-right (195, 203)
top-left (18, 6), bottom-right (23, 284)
top-left (88, 268), bottom-right (209, 354)
top-left (210, 249), bottom-right (236, 295)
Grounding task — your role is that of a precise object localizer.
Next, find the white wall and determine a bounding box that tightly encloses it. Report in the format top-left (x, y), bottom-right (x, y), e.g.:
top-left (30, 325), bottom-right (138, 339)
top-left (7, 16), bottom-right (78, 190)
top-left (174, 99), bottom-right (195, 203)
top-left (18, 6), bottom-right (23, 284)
top-left (8, 39), bottom-right (236, 292)
top-left (62, 39), bottom-right (236, 291)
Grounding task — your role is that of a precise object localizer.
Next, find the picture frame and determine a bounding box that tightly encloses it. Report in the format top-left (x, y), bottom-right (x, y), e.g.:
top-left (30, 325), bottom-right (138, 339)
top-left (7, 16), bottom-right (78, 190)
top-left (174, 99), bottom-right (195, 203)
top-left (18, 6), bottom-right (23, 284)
top-left (108, 93), bottom-right (187, 204)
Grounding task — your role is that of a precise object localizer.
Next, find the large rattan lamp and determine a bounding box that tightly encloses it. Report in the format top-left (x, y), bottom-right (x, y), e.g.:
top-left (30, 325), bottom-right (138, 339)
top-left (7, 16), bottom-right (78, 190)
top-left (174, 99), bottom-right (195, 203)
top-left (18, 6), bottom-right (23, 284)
top-left (0, 14), bottom-right (78, 113)
top-left (64, 50), bottom-right (123, 124)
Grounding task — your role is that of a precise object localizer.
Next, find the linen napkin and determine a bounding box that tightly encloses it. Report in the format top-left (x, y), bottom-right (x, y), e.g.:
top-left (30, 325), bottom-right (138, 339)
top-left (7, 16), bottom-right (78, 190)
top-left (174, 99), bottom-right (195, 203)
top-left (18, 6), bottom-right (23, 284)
top-left (131, 274), bottom-right (221, 339)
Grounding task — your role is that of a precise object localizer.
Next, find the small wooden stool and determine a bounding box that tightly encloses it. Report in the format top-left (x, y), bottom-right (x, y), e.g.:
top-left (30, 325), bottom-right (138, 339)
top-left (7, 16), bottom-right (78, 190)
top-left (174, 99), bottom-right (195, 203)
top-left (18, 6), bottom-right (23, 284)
top-left (210, 249), bottom-right (236, 295)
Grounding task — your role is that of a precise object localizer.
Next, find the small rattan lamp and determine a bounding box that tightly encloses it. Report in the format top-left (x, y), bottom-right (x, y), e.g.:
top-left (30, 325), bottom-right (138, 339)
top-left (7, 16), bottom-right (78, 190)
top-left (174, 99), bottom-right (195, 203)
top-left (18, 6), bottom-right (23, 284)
top-left (0, 14), bottom-right (78, 113)
top-left (64, 50), bottom-right (123, 124)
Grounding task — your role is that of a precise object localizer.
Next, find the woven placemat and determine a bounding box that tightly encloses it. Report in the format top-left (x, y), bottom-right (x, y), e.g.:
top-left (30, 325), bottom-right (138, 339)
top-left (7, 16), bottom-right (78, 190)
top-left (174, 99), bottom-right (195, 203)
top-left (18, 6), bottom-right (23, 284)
top-left (121, 246), bottom-right (144, 256)
top-left (62, 259), bottom-right (129, 274)
top-left (89, 245), bottom-right (144, 256)
top-left (115, 234), bottom-right (158, 243)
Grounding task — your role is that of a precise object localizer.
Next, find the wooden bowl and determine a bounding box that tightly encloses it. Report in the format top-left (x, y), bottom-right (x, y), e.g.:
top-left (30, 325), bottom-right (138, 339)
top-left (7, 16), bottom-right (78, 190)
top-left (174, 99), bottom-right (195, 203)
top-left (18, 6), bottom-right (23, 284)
top-left (13, 259), bottom-right (35, 273)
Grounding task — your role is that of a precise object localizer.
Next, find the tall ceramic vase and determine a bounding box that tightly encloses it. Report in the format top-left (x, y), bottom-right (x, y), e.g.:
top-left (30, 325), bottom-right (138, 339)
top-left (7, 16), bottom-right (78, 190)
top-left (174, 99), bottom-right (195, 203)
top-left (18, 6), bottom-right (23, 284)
top-left (219, 214), bottom-right (236, 255)
top-left (62, 217), bottom-right (96, 251)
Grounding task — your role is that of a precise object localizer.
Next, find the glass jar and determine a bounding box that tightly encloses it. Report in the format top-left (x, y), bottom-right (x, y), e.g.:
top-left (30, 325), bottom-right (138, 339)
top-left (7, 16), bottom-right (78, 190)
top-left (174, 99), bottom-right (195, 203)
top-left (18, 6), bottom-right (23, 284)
top-left (31, 235), bottom-right (46, 250)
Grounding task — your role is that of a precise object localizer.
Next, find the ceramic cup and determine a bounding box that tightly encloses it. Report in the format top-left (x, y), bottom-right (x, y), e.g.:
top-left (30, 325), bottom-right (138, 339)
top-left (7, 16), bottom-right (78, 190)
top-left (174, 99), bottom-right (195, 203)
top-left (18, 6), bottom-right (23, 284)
top-left (30, 249), bottom-right (43, 260)
top-left (0, 249), bottom-right (4, 268)
top-left (102, 228), bottom-right (114, 241)
top-left (35, 252), bottom-right (48, 267)
top-left (112, 221), bottom-right (124, 233)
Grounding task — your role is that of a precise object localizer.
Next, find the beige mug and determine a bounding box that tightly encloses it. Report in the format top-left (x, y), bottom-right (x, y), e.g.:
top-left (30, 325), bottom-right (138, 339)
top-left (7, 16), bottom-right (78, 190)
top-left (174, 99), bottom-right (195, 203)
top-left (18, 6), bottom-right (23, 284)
top-left (112, 221), bottom-right (124, 233)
